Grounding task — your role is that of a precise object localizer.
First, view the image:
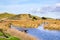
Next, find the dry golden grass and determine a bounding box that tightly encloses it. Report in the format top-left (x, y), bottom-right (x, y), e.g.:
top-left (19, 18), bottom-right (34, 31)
top-left (0, 18), bottom-right (60, 30)
top-left (0, 22), bottom-right (10, 31)
top-left (43, 19), bottom-right (60, 24)
top-left (5, 20), bottom-right (43, 28)
top-left (44, 19), bottom-right (60, 30)
top-left (44, 23), bottom-right (60, 30)
top-left (6, 28), bottom-right (39, 40)
top-left (1, 13), bottom-right (60, 30)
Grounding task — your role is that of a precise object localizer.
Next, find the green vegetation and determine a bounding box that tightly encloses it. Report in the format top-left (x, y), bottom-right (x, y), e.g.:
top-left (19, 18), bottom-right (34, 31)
top-left (0, 12), bottom-right (55, 20)
top-left (8, 15), bottom-right (21, 20)
top-left (0, 12), bottom-right (60, 30)
top-left (0, 38), bottom-right (7, 40)
top-left (0, 36), bottom-right (20, 40)
top-left (41, 17), bottom-right (47, 20)
top-left (0, 29), bottom-right (20, 40)
top-left (0, 32), bottom-right (3, 36)
top-left (0, 12), bottom-right (53, 20)
top-left (0, 12), bottom-right (15, 19)
top-left (8, 36), bottom-right (20, 40)
top-left (8, 14), bottom-right (41, 20)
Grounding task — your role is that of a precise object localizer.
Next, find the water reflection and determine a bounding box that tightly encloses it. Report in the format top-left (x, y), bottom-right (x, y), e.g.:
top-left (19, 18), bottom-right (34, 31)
top-left (27, 24), bottom-right (60, 40)
top-left (11, 24), bottom-right (60, 40)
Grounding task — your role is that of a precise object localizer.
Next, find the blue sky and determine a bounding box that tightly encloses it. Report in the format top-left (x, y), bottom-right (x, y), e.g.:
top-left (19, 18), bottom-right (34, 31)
top-left (0, 0), bottom-right (59, 5)
top-left (0, 0), bottom-right (60, 19)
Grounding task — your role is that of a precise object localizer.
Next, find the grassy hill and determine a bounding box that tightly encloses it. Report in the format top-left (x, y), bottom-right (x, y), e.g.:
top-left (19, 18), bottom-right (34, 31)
top-left (0, 12), bottom-right (60, 30)
top-left (8, 14), bottom-right (41, 20)
top-left (0, 12), bottom-right (60, 40)
top-left (0, 12), bottom-right (16, 20)
top-left (0, 13), bottom-right (42, 28)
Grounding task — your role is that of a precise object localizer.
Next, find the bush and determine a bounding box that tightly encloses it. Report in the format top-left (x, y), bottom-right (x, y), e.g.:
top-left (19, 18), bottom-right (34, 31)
top-left (42, 17), bottom-right (47, 20)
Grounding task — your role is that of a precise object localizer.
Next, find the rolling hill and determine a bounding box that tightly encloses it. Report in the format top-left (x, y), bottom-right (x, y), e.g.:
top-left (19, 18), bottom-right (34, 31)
top-left (0, 12), bottom-right (16, 20)
top-left (0, 12), bottom-right (60, 30)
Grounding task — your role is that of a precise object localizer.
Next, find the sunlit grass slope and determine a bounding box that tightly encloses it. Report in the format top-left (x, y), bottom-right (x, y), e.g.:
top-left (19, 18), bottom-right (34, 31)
top-left (0, 12), bottom-right (60, 30)
top-left (0, 12), bottom-right (15, 19)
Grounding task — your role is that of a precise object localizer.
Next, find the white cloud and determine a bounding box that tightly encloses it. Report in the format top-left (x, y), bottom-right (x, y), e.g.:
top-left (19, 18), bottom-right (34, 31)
top-left (0, 2), bottom-right (60, 19)
top-left (29, 3), bottom-right (60, 19)
top-left (56, 3), bottom-right (60, 6)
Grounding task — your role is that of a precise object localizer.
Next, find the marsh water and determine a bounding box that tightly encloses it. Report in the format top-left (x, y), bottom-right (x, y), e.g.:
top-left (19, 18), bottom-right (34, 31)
top-left (11, 24), bottom-right (60, 40)
top-left (27, 24), bottom-right (60, 40)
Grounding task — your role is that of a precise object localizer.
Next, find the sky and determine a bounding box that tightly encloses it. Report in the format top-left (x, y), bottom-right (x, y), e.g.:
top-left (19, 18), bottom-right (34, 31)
top-left (0, 0), bottom-right (60, 19)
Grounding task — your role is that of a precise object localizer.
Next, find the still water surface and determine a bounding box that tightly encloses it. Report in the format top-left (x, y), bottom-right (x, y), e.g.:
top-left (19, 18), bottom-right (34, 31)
top-left (11, 24), bottom-right (60, 40)
top-left (27, 24), bottom-right (60, 40)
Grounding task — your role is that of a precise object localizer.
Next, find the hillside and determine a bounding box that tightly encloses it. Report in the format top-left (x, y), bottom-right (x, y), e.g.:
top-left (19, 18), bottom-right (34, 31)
top-left (0, 12), bottom-right (60, 30)
top-left (0, 12), bottom-right (16, 20)
top-left (6, 14), bottom-right (42, 28)
top-left (0, 12), bottom-right (60, 40)
top-left (8, 14), bottom-right (41, 20)
top-left (0, 13), bottom-right (42, 28)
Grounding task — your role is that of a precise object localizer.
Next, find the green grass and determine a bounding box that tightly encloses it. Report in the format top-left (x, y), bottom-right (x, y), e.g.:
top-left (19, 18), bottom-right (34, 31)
top-left (0, 12), bottom-right (15, 19)
top-left (0, 32), bottom-right (4, 36)
top-left (0, 38), bottom-right (7, 40)
top-left (0, 36), bottom-right (20, 40)
top-left (0, 32), bottom-right (20, 40)
top-left (8, 36), bottom-right (20, 40)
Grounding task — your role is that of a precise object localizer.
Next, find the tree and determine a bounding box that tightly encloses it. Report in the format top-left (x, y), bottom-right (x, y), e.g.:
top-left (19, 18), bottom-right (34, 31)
top-left (32, 17), bottom-right (37, 20)
top-left (42, 17), bottom-right (47, 20)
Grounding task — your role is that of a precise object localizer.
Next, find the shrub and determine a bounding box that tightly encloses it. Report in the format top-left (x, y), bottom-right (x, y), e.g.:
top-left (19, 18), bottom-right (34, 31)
top-left (42, 17), bottom-right (47, 20)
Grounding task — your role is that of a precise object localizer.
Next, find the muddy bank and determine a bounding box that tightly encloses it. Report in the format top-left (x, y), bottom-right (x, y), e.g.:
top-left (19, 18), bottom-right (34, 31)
top-left (6, 28), bottom-right (39, 40)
